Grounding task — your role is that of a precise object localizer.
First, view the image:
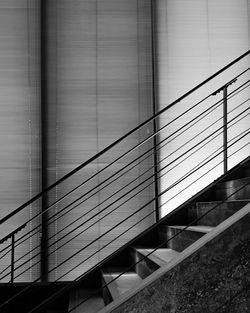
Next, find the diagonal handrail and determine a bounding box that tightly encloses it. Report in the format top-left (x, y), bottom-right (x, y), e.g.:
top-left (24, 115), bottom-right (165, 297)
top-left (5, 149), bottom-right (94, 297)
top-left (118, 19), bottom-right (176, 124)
top-left (0, 49), bottom-right (249, 226)
top-left (2, 142), bottom-right (250, 312)
top-left (25, 164), bottom-right (250, 313)
top-left (0, 68), bottom-right (248, 256)
top-left (0, 49), bottom-right (248, 283)
top-left (2, 112), bottom-right (249, 282)
top-left (68, 179), bottom-right (250, 313)
top-left (0, 77), bottom-right (248, 273)
top-left (0, 49), bottom-right (249, 313)
top-left (1, 116), bottom-right (249, 287)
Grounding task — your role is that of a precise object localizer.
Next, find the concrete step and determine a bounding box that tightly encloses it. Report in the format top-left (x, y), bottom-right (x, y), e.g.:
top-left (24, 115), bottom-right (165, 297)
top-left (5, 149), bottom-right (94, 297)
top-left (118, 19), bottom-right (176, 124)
top-left (159, 225), bottom-right (214, 252)
top-left (215, 177), bottom-right (250, 200)
top-left (169, 225), bottom-right (213, 232)
top-left (68, 288), bottom-right (105, 313)
top-left (133, 248), bottom-right (179, 279)
top-left (188, 200), bottom-right (249, 226)
top-left (102, 268), bottom-right (142, 303)
top-left (138, 248), bottom-right (179, 266)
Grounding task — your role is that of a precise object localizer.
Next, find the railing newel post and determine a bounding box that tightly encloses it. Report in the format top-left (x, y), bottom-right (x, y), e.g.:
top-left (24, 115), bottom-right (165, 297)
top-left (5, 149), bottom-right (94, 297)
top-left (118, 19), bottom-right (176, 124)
top-left (11, 234), bottom-right (15, 286)
top-left (223, 86), bottom-right (228, 173)
top-left (212, 78), bottom-right (237, 174)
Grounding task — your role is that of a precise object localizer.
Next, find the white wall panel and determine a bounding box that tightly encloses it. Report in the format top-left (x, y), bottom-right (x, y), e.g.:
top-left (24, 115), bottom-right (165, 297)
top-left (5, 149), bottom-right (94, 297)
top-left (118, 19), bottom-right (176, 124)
top-left (155, 0), bottom-right (250, 217)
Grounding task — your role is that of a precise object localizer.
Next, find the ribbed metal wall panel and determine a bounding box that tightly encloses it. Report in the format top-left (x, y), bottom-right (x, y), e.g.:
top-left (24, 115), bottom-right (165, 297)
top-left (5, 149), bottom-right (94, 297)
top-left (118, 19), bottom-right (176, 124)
top-left (45, 0), bottom-right (154, 281)
top-left (0, 0), bottom-right (41, 282)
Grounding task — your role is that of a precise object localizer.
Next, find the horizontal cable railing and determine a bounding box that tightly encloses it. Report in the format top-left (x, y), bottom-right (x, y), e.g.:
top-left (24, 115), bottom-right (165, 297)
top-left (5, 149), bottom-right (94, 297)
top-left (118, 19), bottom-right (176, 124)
top-left (1, 150), bottom-right (249, 313)
top-left (0, 76), bottom-right (249, 283)
top-left (68, 180), bottom-right (250, 313)
top-left (28, 173), bottom-right (250, 313)
top-left (0, 50), bottom-right (249, 225)
top-left (0, 50), bottom-right (249, 312)
top-left (1, 85), bottom-right (249, 268)
top-left (6, 123), bottom-right (249, 284)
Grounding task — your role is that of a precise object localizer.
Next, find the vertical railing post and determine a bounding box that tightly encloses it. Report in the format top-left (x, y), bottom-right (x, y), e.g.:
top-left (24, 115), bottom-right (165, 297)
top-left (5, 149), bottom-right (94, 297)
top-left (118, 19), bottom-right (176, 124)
top-left (41, 0), bottom-right (48, 282)
top-left (11, 234), bottom-right (15, 286)
top-left (223, 86), bottom-right (228, 174)
top-left (0, 224), bottom-right (26, 286)
top-left (212, 78), bottom-right (236, 175)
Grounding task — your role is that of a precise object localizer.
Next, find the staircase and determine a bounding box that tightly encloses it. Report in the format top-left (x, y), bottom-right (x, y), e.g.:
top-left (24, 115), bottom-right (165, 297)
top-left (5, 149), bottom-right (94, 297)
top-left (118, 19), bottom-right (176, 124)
top-left (0, 51), bottom-right (249, 313)
top-left (82, 160), bottom-right (250, 313)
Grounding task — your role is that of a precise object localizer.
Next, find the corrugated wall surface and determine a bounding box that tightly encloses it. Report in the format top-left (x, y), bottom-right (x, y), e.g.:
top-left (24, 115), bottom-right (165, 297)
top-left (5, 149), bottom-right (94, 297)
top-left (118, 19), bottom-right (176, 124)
top-left (0, 0), bottom-right (41, 282)
top-left (45, 0), bottom-right (154, 281)
top-left (0, 0), bottom-right (154, 282)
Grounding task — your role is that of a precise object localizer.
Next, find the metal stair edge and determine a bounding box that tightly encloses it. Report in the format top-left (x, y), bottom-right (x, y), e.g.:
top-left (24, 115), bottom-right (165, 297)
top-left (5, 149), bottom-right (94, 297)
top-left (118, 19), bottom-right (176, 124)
top-left (97, 203), bottom-right (250, 313)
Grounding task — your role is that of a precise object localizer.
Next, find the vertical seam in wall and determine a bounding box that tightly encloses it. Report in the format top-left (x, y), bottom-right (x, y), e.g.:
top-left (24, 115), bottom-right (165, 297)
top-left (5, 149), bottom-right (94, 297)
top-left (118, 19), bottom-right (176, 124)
top-left (147, 0), bottom-right (153, 223)
top-left (151, 0), bottom-right (159, 221)
top-left (206, 0), bottom-right (212, 75)
top-left (247, 0), bottom-right (250, 47)
top-left (35, 0), bottom-right (40, 281)
top-left (146, 0), bottom-right (149, 118)
top-left (146, 0), bottom-right (149, 117)
top-left (137, 0), bottom-right (141, 190)
top-left (27, 0), bottom-right (33, 282)
top-left (137, 0), bottom-right (141, 127)
top-left (95, 0), bottom-right (101, 261)
top-left (143, 0), bottom-right (147, 222)
top-left (148, 0), bottom-right (154, 223)
top-left (165, 0), bottom-right (169, 104)
top-left (156, 0), bottom-right (169, 217)
top-left (37, 0), bottom-right (41, 282)
top-left (41, 0), bottom-right (49, 282)
top-left (36, 0), bottom-right (40, 281)
top-left (54, 0), bottom-right (59, 280)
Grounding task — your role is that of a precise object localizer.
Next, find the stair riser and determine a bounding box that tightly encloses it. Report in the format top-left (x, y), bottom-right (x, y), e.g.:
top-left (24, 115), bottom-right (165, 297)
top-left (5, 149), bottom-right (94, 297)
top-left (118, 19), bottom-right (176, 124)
top-left (188, 201), bottom-right (249, 226)
top-left (215, 179), bottom-right (250, 200)
top-left (241, 164), bottom-right (250, 177)
top-left (68, 288), bottom-right (105, 313)
top-left (230, 165), bottom-right (250, 179)
top-left (132, 250), bottom-right (160, 279)
top-left (159, 227), bottom-right (205, 252)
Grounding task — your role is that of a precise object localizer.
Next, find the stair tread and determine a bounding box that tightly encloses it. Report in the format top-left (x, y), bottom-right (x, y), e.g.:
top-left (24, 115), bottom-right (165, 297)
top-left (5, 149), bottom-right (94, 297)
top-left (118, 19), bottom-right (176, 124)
top-left (194, 199), bottom-right (249, 204)
top-left (102, 269), bottom-right (142, 300)
top-left (169, 225), bottom-right (214, 233)
top-left (136, 248), bottom-right (179, 266)
top-left (69, 295), bottom-right (104, 313)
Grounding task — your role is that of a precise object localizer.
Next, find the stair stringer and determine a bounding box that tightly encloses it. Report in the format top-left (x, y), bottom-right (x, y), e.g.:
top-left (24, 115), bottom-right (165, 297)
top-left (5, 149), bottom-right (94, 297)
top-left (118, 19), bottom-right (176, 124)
top-left (99, 203), bottom-right (250, 313)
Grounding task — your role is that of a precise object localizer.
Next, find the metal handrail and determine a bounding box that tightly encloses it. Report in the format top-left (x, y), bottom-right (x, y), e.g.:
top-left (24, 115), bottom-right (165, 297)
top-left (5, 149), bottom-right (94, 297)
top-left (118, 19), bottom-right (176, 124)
top-left (0, 68), bottom-right (249, 280)
top-left (2, 86), bottom-right (249, 281)
top-left (0, 71), bottom-right (248, 261)
top-left (28, 173), bottom-right (250, 313)
top-left (1, 120), bottom-right (249, 285)
top-left (0, 69), bottom-right (249, 282)
top-left (0, 50), bottom-right (249, 226)
top-left (0, 49), bottom-right (249, 312)
top-left (3, 138), bottom-right (249, 313)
